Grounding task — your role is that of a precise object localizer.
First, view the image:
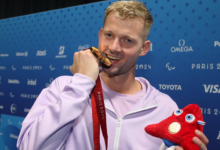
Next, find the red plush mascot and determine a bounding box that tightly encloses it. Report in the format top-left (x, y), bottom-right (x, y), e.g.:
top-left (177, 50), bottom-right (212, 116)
top-left (145, 104), bottom-right (205, 150)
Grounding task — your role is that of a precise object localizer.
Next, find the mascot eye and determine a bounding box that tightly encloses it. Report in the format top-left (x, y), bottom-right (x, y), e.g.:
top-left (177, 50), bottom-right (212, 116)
top-left (185, 114), bottom-right (195, 123)
top-left (174, 110), bottom-right (183, 116)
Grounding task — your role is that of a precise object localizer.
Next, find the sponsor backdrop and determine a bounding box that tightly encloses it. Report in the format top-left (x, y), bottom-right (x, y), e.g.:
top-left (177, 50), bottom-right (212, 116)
top-left (0, 0), bottom-right (219, 149)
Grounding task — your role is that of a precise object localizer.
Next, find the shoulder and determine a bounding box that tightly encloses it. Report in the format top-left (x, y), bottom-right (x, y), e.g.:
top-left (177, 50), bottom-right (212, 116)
top-left (154, 90), bottom-right (176, 105)
top-left (136, 76), bottom-right (178, 110)
top-left (150, 87), bottom-right (178, 121)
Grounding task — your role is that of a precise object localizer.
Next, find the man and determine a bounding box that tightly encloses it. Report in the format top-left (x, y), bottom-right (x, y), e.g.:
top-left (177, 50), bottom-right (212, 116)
top-left (17, 1), bottom-right (208, 150)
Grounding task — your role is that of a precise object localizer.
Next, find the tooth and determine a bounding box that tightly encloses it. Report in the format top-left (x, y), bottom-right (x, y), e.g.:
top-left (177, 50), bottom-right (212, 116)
top-left (108, 55), bottom-right (120, 60)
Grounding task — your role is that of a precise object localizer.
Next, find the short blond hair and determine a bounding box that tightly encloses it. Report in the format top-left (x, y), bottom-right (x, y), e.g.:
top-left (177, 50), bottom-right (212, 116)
top-left (104, 1), bottom-right (153, 41)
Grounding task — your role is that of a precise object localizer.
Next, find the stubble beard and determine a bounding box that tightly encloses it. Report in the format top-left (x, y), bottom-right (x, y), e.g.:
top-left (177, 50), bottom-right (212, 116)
top-left (101, 61), bottom-right (136, 77)
top-left (101, 63), bottom-right (124, 77)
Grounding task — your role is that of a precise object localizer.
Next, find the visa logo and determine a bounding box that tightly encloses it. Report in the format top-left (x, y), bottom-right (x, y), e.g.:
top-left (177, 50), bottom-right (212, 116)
top-left (203, 84), bottom-right (220, 93)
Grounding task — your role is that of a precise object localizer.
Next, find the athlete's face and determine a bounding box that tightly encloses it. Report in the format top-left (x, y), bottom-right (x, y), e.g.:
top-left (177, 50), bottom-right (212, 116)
top-left (98, 12), bottom-right (150, 76)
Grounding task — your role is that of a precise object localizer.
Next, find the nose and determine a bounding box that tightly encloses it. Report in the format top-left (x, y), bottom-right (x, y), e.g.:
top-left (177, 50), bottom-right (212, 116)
top-left (109, 38), bottom-right (121, 53)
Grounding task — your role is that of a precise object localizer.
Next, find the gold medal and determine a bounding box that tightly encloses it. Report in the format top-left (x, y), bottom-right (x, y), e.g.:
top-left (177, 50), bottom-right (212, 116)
top-left (90, 47), bottom-right (112, 66)
top-left (168, 122), bottom-right (181, 134)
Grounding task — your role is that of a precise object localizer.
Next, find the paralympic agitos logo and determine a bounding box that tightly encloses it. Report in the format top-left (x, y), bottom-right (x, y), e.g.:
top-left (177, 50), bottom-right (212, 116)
top-left (10, 104), bottom-right (17, 114)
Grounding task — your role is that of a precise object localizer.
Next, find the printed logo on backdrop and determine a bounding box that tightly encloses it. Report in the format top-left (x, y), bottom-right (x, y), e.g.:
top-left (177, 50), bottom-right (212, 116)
top-left (10, 92), bottom-right (15, 98)
top-left (136, 64), bottom-right (151, 70)
top-left (171, 39), bottom-right (193, 52)
top-left (20, 93), bottom-right (38, 99)
top-left (214, 41), bottom-right (220, 47)
top-left (27, 79), bottom-right (37, 86)
top-left (63, 65), bottom-right (71, 70)
top-left (4, 119), bottom-right (22, 125)
top-left (22, 65), bottom-right (42, 70)
top-left (10, 133), bottom-right (18, 139)
top-left (217, 131), bottom-right (220, 140)
top-left (16, 51), bottom-right (28, 57)
top-left (166, 63), bottom-right (175, 71)
top-left (200, 107), bottom-right (220, 116)
top-left (36, 50), bottom-right (46, 56)
top-left (8, 79), bottom-right (20, 84)
top-left (0, 53), bottom-right (9, 57)
top-left (24, 108), bottom-right (30, 113)
top-left (8, 119), bottom-right (12, 125)
top-left (49, 65), bottom-right (55, 71)
top-left (56, 46), bottom-right (66, 58)
top-left (192, 63), bottom-right (220, 70)
top-left (0, 92), bottom-right (4, 96)
top-left (10, 104), bottom-right (17, 114)
top-left (78, 44), bottom-right (90, 51)
top-left (203, 84), bottom-right (220, 93)
top-left (5, 119), bottom-right (22, 127)
top-left (45, 78), bottom-right (54, 87)
top-left (0, 114), bottom-right (24, 150)
top-left (0, 66), bottom-right (6, 70)
top-left (159, 84), bottom-right (182, 91)
top-left (12, 65), bottom-right (16, 71)
top-left (0, 105), bottom-right (3, 109)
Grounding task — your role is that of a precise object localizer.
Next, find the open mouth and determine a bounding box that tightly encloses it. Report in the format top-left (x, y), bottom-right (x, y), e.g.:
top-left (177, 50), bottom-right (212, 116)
top-left (106, 54), bottom-right (121, 62)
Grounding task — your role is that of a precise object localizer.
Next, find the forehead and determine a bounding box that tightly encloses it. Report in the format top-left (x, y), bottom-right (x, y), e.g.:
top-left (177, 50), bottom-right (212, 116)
top-left (103, 12), bottom-right (145, 39)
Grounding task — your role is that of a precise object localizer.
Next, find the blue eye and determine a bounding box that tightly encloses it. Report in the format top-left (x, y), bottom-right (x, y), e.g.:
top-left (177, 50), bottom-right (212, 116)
top-left (126, 39), bottom-right (132, 43)
top-left (105, 33), bottom-right (112, 38)
top-left (185, 114), bottom-right (195, 123)
top-left (174, 109), bottom-right (183, 116)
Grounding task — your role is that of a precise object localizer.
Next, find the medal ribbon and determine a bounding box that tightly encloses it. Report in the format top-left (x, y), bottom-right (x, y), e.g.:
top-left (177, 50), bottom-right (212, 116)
top-left (91, 76), bottom-right (108, 150)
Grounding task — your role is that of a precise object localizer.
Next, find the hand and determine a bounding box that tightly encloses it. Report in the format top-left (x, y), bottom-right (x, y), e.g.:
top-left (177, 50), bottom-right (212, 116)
top-left (70, 49), bottom-right (100, 82)
top-left (175, 130), bottom-right (209, 150)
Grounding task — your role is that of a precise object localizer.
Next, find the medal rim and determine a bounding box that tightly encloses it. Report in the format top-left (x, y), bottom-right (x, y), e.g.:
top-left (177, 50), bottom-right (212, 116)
top-left (91, 47), bottom-right (112, 66)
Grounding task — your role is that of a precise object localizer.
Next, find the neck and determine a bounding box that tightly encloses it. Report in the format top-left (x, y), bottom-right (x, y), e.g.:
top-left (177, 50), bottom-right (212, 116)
top-left (100, 71), bottom-right (142, 95)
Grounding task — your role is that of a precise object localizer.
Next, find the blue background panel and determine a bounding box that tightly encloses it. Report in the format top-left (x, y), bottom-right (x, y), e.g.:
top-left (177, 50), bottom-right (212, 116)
top-left (0, 114), bottom-right (24, 150)
top-left (0, 0), bottom-right (220, 149)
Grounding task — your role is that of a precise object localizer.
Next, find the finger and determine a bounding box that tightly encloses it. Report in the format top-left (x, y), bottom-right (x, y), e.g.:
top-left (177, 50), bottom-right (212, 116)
top-left (192, 137), bottom-right (207, 150)
top-left (73, 51), bottom-right (79, 61)
top-left (81, 49), bottom-right (91, 52)
top-left (81, 48), bottom-right (104, 65)
top-left (195, 130), bottom-right (209, 145)
top-left (70, 52), bottom-right (79, 74)
top-left (73, 52), bottom-right (79, 66)
top-left (79, 49), bottom-right (95, 59)
top-left (175, 145), bottom-right (183, 150)
top-left (81, 48), bottom-right (91, 51)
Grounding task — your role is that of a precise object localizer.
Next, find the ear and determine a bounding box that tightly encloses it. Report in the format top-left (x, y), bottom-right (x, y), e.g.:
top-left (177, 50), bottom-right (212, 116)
top-left (98, 28), bottom-right (103, 39)
top-left (139, 40), bottom-right (151, 56)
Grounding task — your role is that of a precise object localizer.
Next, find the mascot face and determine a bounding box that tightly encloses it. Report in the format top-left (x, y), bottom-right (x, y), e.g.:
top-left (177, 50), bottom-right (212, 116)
top-left (168, 109), bottom-right (198, 135)
top-left (145, 104), bottom-right (205, 150)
